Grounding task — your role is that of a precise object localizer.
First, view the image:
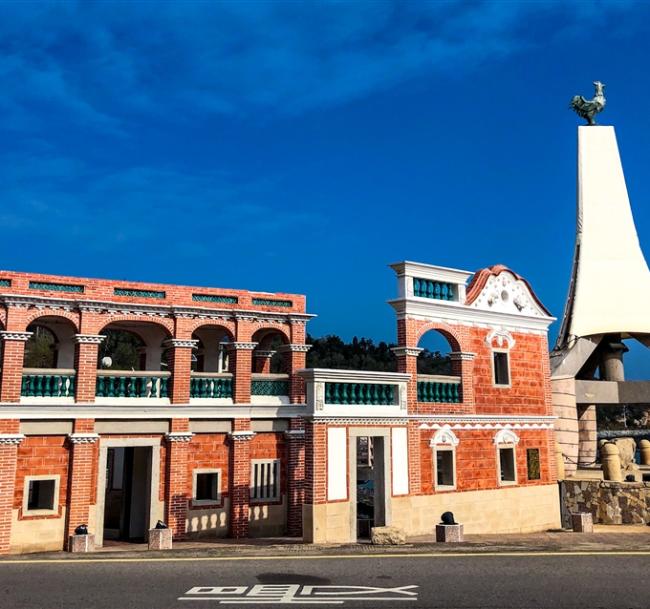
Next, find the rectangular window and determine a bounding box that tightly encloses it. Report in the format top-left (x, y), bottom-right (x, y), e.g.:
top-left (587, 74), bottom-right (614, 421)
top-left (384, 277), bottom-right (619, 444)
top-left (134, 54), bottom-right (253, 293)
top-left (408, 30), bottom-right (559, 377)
top-left (527, 448), bottom-right (541, 480)
top-left (192, 469), bottom-right (221, 504)
top-left (251, 459), bottom-right (280, 502)
top-left (24, 476), bottom-right (59, 513)
top-left (499, 447), bottom-right (516, 483)
top-left (493, 351), bottom-right (510, 386)
top-left (435, 449), bottom-right (456, 489)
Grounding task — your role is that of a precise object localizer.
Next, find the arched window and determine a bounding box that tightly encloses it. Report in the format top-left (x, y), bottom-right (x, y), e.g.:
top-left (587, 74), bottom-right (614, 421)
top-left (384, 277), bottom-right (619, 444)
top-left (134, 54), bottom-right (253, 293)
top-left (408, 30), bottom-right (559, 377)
top-left (24, 325), bottom-right (58, 368)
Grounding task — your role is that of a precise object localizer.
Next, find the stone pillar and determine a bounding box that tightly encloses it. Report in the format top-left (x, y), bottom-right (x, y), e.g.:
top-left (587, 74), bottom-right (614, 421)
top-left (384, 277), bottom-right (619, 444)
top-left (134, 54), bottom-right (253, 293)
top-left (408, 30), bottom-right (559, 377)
top-left (278, 344), bottom-right (311, 404)
top-left (164, 421), bottom-right (193, 539)
top-left (227, 343), bottom-right (257, 404)
top-left (392, 347), bottom-right (420, 409)
top-left (65, 420), bottom-right (99, 543)
top-left (639, 439), bottom-right (650, 466)
top-left (0, 331), bottom-right (32, 403)
top-left (600, 337), bottom-right (628, 382)
top-left (285, 420), bottom-right (306, 537)
top-left (577, 404), bottom-right (598, 466)
top-left (228, 422), bottom-right (255, 538)
top-left (164, 339), bottom-right (198, 405)
top-left (551, 377), bottom-right (579, 477)
top-left (601, 441), bottom-right (623, 482)
top-left (253, 351), bottom-right (275, 374)
top-left (74, 335), bottom-right (104, 403)
top-left (0, 422), bottom-right (23, 555)
top-left (450, 352), bottom-right (476, 410)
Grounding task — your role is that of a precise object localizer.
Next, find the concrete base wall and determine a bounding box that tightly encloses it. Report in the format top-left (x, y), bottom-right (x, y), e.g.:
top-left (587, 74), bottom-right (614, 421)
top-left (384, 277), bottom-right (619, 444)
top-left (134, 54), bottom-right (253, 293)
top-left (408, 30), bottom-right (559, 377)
top-left (186, 499), bottom-right (230, 538)
top-left (249, 496), bottom-right (288, 537)
top-left (391, 484), bottom-right (561, 535)
top-left (302, 502), bottom-right (352, 544)
top-left (9, 508), bottom-right (67, 554)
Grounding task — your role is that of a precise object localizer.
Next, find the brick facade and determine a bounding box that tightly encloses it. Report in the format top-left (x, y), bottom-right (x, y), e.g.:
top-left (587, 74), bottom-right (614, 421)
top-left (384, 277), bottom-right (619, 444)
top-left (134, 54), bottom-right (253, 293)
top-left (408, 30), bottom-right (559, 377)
top-left (0, 262), bottom-right (560, 553)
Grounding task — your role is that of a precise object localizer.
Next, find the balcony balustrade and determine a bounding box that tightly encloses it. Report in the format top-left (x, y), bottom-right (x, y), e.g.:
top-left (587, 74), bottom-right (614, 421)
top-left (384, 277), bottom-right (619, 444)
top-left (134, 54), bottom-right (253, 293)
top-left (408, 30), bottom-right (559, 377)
top-left (95, 370), bottom-right (170, 399)
top-left (252, 374), bottom-right (290, 397)
top-left (324, 382), bottom-right (396, 405)
top-left (189, 372), bottom-right (233, 399)
top-left (21, 369), bottom-right (76, 399)
top-left (417, 374), bottom-right (461, 403)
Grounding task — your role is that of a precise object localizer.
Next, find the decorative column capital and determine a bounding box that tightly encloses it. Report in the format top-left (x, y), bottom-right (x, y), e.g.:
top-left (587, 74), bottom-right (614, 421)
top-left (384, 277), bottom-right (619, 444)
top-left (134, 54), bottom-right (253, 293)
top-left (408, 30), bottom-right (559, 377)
top-left (163, 338), bottom-right (200, 349)
top-left (165, 431), bottom-right (194, 443)
top-left (276, 344), bottom-right (312, 353)
top-left (253, 350), bottom-right (276, 359)
top-left (225, 342), bottom-right (258, 352)
top-left (0, 331), bottom-right (33, 342)
top-left (450, 351), bottom-right (476, 361)
top-left (0, 433), bottom-right (25, 445)
top-left (68, 433), bottom-right (100, 444)
top-left (74, 334), bottom-right (105, 345)
top-left (228, 430), bottom-right (256, 441)
top-left (391, 346), bottom-right (423, 357)
top-left (284, 429), bottom-right (305, 440)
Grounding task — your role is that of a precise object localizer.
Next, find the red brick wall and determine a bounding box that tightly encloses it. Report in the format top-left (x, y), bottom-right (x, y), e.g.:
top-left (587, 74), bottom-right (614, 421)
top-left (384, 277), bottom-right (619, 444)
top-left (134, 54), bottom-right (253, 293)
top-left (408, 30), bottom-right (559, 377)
top-left (186, 434), bottom-right (230, 508)
top-left (14, 436), bottom-right (70, 517)
top-left (419, 429), bottom-right (554, 495)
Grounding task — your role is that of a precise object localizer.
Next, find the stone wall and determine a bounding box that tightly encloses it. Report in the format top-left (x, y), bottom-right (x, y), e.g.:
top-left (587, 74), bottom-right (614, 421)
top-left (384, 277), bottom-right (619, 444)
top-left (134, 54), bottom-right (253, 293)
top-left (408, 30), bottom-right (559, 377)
top-left (562, 480), bottom-right (650, 524)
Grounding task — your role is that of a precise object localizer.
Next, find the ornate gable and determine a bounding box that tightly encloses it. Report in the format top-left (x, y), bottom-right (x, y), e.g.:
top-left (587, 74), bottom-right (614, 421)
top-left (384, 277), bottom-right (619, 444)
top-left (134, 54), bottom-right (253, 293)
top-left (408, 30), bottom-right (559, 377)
top-left (465, 265), bottom-right (550, 318)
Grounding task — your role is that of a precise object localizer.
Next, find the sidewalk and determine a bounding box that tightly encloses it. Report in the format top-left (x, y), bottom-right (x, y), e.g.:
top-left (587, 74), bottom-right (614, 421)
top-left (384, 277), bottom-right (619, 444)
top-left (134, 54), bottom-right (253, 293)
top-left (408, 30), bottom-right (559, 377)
top-left (3, 525), bottom-right (650, 561)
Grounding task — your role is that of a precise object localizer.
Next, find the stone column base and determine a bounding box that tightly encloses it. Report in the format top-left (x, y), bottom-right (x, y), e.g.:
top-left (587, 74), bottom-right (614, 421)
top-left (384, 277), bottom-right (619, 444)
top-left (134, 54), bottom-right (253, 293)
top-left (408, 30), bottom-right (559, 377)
top-left (148, 528), bottom-right (173, 550)
top-left (68, 534), bottom-right (95, 553)
top-left (435, 523), bottom-right (464, 543)
top-left (571, 512), bottom-right (594, 533)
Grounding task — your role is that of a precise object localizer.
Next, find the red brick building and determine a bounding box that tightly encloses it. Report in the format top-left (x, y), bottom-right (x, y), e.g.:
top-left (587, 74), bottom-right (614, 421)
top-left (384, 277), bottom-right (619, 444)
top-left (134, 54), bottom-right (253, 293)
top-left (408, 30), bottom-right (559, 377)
top-left (0, 260), bottom-right (560, 554)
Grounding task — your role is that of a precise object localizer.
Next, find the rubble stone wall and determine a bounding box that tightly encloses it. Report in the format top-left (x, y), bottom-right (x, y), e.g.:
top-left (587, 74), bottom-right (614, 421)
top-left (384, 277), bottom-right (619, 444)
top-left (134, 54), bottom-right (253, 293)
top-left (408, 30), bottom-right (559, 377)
top-left (563, 480), bottom-right (650, 524)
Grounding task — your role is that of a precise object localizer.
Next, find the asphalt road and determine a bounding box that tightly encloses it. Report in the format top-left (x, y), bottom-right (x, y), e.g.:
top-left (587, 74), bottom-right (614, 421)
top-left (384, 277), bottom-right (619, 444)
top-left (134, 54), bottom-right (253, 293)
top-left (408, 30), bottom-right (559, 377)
top-left (1, 552), bottom-right (649, 609)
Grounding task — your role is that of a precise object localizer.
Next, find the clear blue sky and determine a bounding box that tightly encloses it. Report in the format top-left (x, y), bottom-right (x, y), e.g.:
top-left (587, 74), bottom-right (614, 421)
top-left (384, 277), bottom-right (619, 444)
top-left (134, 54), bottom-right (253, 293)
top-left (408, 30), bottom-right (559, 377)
top-left (2, 1), bottom-right (650, 374)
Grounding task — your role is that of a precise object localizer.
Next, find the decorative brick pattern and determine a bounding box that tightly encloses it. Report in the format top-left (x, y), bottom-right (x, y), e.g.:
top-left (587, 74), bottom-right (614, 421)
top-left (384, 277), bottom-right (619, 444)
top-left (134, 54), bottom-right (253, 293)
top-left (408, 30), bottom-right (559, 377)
top-left (0, 421), bottom-right (22, 554)
top-left (229, 419), bottom-right (253, 538)
top-left (165, 419), bottom-right (192, 539)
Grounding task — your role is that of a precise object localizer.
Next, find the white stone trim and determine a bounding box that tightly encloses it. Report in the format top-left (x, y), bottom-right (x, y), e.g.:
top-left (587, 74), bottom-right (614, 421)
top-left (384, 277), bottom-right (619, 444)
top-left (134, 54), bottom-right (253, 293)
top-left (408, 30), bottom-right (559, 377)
top-left (449, 351), bottom-right (476, 361)
top-left (276, 344), bottom-right (312, 353)
top-left (494, 428), bottom-right (520, 445)
top-left (432, 444), bottom-right (457, 492)
top-left (74, 334), bottom-right (105, 345)
top-left (22, 474), bottom-right (60, 516)
top-left (228, 431), bottom-right (256, 441)
top-left (253, 350), bottom-right (276, 358)
top-left (226, 342), bottom-right (258, 351)
top-left (68, 433), bottom-right (100, 444)
top-left (391, 346), bottom-right (423, 357)
top-left (0, 433), bottom-right (25, 445)
top-left (0, 331), bottom-right (33, 342)
top-left (284, 429), bottom-right (305, 439)
top-left (312, 417), bottom-right (409, 425)
top-left (429, 425), bottom-right (460, 447)
top-left (485, 329), bottom-right (515, 349)
top-left (192, 468), bottom-right (222, 505)
top-left (165, 431), bottom-right (194, 443)
top-left (163, 338), bottom-right (200, 349)
top-left (419, 422), bottom-right (553, 430)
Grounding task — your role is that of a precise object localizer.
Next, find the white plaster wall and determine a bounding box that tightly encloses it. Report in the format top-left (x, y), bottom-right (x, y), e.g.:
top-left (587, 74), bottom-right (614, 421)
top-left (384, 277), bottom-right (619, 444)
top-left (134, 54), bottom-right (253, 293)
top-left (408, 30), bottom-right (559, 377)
top-left (391, 427), bottom-right (409, 496)
top-left (327, 427), bottom-right (348, 501)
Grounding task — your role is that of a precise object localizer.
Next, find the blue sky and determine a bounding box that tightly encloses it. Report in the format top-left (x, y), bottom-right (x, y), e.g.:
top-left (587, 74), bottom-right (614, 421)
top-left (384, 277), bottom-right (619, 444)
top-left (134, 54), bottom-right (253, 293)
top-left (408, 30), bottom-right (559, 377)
top-left (2, 1), bottom-right (650, 375)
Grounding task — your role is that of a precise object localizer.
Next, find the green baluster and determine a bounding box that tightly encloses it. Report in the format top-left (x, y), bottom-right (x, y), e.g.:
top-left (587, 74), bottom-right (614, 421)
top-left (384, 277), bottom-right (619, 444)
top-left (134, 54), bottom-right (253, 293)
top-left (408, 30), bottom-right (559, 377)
top-left (447, 284), bottom-right (454, 301)
top-left (425, 280), bottom-right (432, 298)
top-left (108, 376), bottom-right (115, 398)
top-left (54, 375), bottom-right (62, 397)
top-left (225, 378), bottom-right (233, 398)
top-left (433, 282), bottom-right (441, 299)
top-left (432, 382), bottom-right (439, 402)
top-left (21, 375), bottom-right (27, 396)
top-left (117, 376), bottom-right (125, 397)
top-left (96, 376), bottom-right (104, 397)
top-left (414, 278), bottom-right (420, 297)
top-left (161, 377), bottom-right (169, 398)
top-left (68, 375), bottom-right (75, 398)
top-left (34, 375), bottom-right (42, 397)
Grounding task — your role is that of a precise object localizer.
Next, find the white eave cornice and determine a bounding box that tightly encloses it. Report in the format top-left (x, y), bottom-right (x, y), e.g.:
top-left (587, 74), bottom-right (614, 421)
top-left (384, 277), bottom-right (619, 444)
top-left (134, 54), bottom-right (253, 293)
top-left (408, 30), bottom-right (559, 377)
top-left (388, 297), bottom-right (555, 332)
top-left (297, 368), bottom-right (410, 384)
top-left (389, 261), bottom-right (473, 284)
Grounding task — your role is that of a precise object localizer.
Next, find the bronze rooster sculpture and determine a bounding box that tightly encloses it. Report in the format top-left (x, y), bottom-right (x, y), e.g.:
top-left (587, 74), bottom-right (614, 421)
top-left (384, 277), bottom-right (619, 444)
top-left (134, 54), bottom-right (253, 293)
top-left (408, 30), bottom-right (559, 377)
top-left (570, 81), bottom-right (606, 125)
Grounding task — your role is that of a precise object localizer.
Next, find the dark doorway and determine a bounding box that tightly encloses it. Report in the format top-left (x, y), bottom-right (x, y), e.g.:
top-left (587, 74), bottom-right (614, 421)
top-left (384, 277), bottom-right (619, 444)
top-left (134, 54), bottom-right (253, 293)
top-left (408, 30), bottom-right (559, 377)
top-left (355, 436), bottom-right (386, 540)
top-left (103, 447), bottom-right (152, 542)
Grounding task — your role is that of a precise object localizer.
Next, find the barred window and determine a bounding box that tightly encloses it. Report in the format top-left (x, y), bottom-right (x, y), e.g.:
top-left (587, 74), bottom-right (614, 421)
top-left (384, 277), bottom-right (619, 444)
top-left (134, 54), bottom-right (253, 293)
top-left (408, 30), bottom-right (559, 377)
top-left (493, 351), bottom-right (510, 386)
top-left (251, 459), bottom-right (280, 502)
